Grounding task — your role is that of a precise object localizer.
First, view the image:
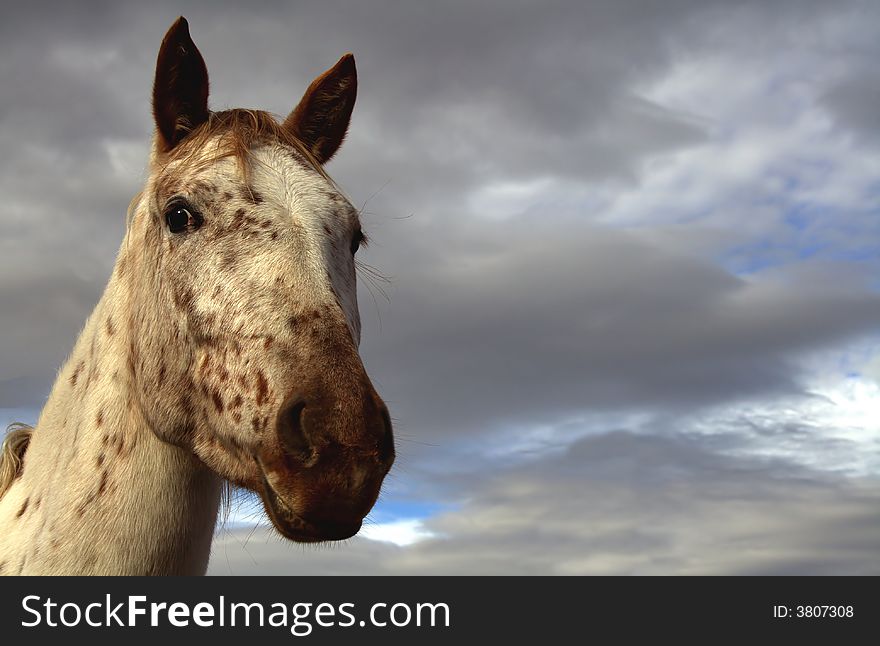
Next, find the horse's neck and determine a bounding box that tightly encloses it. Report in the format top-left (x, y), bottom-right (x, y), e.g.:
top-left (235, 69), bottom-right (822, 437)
top-left (0, 270), bottom-right (222, 575)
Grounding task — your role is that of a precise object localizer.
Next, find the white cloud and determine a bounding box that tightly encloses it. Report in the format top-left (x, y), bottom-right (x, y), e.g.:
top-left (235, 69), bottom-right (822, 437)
top-left (360, 519), bottom-right (436, 547)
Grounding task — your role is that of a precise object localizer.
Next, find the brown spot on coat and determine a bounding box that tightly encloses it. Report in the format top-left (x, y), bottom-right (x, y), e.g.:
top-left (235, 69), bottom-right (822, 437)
top-left (179, 390), bottom-right (195, 413)
top-left (128, 339), bottom-right (139, 376)
top-left (96, 410), bottom-right (104, 427)
top-left (221, 249), bottom-right (238, 269)
top-left (70, 361), bottom-right (85, 387)
top-left (106, 317), bottom-right (115, 336)
top-left (76, 497), bottom-right (93, 517)
top-left (212, 390), bottom-right (224, 413)
top-left (256, 372), bottom-right (269, 406)
top-left (199, 354), bottom-right (211, 376)
top-left (15, 498), bottom-right (29, 518)
top-left (85, 364), bottom-right (101, 389)
top-left (172, 286), bottom-right (195, 311)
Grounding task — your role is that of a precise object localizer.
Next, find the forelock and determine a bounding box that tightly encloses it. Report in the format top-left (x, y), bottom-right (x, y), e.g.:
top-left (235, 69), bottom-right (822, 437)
top-left (153, 109), bottom-right (330, 183)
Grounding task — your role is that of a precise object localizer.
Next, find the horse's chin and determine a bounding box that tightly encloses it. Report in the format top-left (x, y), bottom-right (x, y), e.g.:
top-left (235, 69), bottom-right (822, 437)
top-left (258, 475), bottom-right (363, 543)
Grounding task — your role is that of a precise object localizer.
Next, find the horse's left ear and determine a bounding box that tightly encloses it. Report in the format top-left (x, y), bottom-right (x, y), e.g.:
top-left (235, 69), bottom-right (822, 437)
top-left (152, 17), bottom-right (210, 152)
top-left (283, 54), bottom-right (357, 164)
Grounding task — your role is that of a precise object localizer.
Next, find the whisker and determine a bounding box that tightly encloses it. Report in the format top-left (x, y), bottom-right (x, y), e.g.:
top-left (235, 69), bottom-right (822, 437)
top-left (359, 178), bottom-right (391, 215)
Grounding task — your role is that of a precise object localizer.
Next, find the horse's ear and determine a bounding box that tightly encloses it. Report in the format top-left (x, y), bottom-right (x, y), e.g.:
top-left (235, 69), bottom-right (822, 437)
top-left (283, 54), bottom-right (357, 164)
top-left (152, 17), bottom-right (209, 152)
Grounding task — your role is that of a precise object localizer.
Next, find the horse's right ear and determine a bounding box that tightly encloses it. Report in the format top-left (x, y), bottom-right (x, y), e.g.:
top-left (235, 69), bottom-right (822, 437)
top-left (152, 17), bottom-right (209, 152)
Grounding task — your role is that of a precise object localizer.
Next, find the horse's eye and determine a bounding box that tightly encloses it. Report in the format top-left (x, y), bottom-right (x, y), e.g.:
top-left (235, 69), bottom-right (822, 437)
top-left (164, 204), bottom-right (201, 234)
top-left (351, 229), bottom-right (364, 255)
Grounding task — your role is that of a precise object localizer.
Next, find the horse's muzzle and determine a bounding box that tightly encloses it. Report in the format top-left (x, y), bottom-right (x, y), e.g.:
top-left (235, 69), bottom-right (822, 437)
top-left (257, 390), bottom-right (394, 542)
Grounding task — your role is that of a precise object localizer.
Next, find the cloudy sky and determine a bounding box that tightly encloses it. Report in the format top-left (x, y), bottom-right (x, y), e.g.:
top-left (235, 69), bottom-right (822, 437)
top-left (1, 1), bottom-right (878, 574)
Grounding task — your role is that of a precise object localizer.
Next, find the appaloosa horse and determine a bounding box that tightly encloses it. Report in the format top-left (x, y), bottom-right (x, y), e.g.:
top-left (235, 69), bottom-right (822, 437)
top-left (0, 17), bottom-right (394, 575)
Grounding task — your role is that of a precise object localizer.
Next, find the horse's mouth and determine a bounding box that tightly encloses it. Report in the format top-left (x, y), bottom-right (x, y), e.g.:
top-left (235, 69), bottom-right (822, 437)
top-left (258, 476), bottom-right (362, 543)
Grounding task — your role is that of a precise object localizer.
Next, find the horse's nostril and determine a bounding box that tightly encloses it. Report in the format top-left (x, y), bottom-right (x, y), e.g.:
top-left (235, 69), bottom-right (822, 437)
top-left (277, 399), bottom-right (312, 462)
top-left (377, 406), bottom-right (395, 468)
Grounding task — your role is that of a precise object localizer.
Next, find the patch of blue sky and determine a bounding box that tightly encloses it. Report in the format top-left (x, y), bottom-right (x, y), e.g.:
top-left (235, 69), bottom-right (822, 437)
top-left (366, 499), bottom-right (449, 525)
top-left (720, 239), bottom-right (794, 276)
top-left (825, 336), bottom-right (880, 378)
top-left (719, 196), bottom-right (879, 278)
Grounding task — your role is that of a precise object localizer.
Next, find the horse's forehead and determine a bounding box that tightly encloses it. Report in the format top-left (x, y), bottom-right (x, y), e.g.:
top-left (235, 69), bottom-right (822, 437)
top-left (165, 142), bottom-right (348, 215)
top-left (251, 145), bottom-right (355, 223)
top-left (251, 145), bottom-right (328, 194)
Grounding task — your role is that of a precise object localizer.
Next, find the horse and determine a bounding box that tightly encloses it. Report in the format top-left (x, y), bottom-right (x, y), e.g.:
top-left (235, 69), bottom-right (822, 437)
top-left (0, 16), bottom-right (394, 575)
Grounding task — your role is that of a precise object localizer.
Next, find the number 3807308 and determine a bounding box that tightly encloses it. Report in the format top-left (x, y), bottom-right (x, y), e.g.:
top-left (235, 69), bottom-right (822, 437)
top-left (796, 605), bottom-right (853, 618)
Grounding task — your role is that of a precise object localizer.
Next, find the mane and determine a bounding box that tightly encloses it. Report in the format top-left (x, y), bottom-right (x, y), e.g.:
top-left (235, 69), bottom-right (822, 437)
top-left (0, 423), bottom-right (33, 499)
top-left (160, 108), bottom-right (332, 182)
